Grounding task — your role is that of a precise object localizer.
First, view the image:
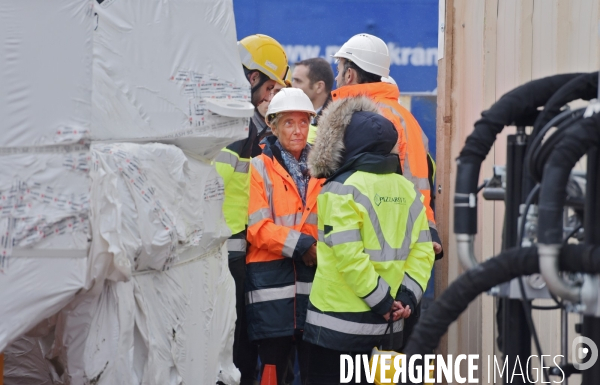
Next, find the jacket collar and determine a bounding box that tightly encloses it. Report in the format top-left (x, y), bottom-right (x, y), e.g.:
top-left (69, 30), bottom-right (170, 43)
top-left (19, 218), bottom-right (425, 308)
top-left (308, 95), bottom-right (398, 179)
top-left (326, 153), bottom-right (401, 184)
top-left (261, 135), bottom-right (287, 172)
top-left (331, 82), bottom-right (400, 103)
top-left (252, 108), bottom-right (269, 137)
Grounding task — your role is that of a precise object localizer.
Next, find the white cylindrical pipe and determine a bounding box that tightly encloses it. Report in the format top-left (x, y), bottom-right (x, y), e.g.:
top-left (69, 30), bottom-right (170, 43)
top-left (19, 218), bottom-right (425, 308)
top-left (456, 233), bottom-right (477, 270)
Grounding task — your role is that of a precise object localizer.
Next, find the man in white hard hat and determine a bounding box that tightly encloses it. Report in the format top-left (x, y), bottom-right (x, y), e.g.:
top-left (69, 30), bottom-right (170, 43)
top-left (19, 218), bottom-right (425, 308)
top-left (331, 33), bottom-right (442, 349)
top-left (332, 33), bottom-right (442, 256)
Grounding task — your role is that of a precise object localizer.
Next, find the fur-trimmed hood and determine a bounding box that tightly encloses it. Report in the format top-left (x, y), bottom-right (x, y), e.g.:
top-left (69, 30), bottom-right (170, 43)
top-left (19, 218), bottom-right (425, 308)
top-left (308, 95), bottom-right (398, 178)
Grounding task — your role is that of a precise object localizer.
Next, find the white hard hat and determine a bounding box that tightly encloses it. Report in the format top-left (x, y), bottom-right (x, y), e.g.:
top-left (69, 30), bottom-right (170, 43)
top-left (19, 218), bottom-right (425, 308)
top-left (381, 75), bottom-right (397, 86)
top-left (266, 88), bottom-right (316, 124)
top-left (334, 34), bottom-right (391, 78)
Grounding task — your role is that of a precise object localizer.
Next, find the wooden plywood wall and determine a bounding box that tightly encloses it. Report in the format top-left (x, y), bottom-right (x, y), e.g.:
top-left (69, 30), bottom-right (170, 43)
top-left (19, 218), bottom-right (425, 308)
top-left (436, 0), bottom-right (600, 383)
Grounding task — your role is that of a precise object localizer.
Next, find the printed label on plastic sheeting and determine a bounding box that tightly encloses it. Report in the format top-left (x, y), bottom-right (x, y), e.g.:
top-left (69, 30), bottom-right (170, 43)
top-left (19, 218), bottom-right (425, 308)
top-left (96, 0), bottom-right (119, 8)
top-left (0, 152), bottom-right (91, 270)
top-left (1, 214), bottom-right (89, 268)
top-left (203, 178), bottom-right (224, 202)
top-left (170, 70), bottom-right (250, 128)
top-left (0, 181), bottom-right (89, 217)
top-left (53, 128), bottom-right (91, 145)
top-left (0, 143), bottom-right (89, 156)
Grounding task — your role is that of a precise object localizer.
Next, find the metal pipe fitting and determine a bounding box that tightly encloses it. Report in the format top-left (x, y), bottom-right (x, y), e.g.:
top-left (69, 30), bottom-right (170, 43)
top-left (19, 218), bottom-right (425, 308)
top-left (538, 243), bottom-right (580, 303)
top-left (456, 233), bottom-right (477, 270)
top-left (581, 275), bottom-right (600, 316)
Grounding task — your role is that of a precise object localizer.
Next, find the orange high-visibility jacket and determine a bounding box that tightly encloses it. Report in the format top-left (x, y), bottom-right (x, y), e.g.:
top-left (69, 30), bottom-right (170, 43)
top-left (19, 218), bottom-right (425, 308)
top-left (331, 83), bottom-right (440, 248)
top-left (246, 136), bottom-right (324, 341)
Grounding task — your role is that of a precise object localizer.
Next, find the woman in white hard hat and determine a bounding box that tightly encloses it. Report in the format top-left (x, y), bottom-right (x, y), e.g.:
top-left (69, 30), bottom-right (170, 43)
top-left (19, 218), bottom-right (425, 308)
top-left (246, 88), bottom-right (324, 384)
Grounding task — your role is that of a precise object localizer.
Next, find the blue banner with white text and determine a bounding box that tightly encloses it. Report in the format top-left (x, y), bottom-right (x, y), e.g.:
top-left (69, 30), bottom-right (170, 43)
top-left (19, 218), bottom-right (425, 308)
top-left (233, 0), bottom-right (439, 94)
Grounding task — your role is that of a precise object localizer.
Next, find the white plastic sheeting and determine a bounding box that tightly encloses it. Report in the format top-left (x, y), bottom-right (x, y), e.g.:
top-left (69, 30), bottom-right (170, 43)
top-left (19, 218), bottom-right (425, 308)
top-left (0, 148), bottom-right (91, 352)
top-left (59, 143), bottom-right (236, 384)
top-left (0, 0), bottom-right (94, 352)
top-left (0, 0), bottom-right (93, 148)
top-left (2, 0), bottom-right (246, 382)
top-left (5, 143), bottom-right (238, 384)
top-left (75, 246), bottom-right (238, 385)
top-left (3, 316), bottom-right (66, 385)
top-left (91, 0), bottom-right (253, 160)
top-left (89, 143), bottom-right (230, 279)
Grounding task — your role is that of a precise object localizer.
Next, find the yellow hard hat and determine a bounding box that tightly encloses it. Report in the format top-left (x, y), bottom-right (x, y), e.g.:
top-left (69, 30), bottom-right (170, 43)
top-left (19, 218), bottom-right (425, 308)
top-left (238, 34), bottom-right (289, 87)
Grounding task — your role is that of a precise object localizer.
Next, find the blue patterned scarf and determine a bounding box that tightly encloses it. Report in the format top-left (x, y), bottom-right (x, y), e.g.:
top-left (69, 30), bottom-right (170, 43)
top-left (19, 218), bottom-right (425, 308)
top-left (275, 140), bottom-right (310, 206)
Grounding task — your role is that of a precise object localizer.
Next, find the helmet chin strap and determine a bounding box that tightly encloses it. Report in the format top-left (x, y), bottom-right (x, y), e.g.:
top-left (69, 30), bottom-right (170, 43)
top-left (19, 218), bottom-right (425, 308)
top-left (251, 78), bottom-right (268, 98)
top-left (245, 68), bottom-right (269, 102)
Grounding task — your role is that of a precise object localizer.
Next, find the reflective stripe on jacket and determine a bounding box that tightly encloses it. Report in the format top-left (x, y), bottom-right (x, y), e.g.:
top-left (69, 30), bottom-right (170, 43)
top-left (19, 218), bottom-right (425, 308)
top-left (215, 114), bottom-right (262, 258)
top-left (331, 83), bottom-right (440, 244)
top-left (215, 133), bottom-right (256, 258)
top-left (304, 160), bottom-right (434, 352)
top-left (246, 136), bottom-right (324, 341)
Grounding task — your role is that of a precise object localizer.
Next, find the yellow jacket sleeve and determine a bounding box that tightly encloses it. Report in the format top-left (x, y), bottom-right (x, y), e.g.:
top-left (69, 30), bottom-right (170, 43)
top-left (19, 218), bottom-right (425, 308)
top-left (395, 195), bottom-right (435, 310)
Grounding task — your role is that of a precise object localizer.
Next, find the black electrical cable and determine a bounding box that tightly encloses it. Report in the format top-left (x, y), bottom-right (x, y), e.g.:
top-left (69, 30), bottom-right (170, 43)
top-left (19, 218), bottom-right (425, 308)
top-left (514, 183), bottom-right (562, 310)
top-left (455, 73), bottom-right (585, 236)
top-left (526, 109), bottom-right (577, 182)
top-left (527, 108), bottom-right (579, 160)
top-left (538, 112), bottom-right (600, 245)
top-left (516, 185), bottom-right (540, 247)
top-left (477, 181), bottom-right (486, 193)
top-left (564, 225), bottom-right (583, 246)
top-left (526, 108), bottom-right (586, 182)
top-left (531, 72), bottom-right (599, 138)
top-left (532, 120), bottom-right (579, 181)
top-left (514, 184), bottom-right (550, 382)
top-left (515, 283), bottom-right (551, 384)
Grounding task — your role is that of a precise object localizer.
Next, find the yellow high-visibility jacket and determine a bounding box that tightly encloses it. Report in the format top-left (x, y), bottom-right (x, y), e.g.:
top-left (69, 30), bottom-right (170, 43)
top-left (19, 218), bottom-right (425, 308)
top-left (304, 95), bottom-right (435, 352)
top-left (214, 119), bottom-right (258, 258)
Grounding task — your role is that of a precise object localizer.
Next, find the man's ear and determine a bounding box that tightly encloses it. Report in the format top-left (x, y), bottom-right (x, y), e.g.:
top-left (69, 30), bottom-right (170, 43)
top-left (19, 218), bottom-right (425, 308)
top-left (345, 68), bottom-right (355, 85)
top-left (248, 71), bottom-right (260, 87)
top-left (314, 80), bottom-right (326, 94)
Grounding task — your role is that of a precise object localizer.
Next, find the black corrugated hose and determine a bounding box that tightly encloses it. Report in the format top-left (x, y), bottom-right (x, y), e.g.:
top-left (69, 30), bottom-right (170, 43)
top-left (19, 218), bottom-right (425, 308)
top-left (455, 73), bottom-right (583, 235)
top-left (531, 72), bottom-right (599, 138)
top-left (538, 112), bottom-right (600, 245)
top-left (404, 244), bottom-right (600, 357)
top-left (525, 108), bottom-right (586, 183)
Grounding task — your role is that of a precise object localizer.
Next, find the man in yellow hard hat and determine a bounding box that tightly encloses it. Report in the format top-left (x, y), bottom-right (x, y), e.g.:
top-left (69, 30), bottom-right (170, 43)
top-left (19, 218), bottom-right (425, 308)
top-left (214, 34), bottom-right (289, 385)
top-left (237, 35), bottom-right (291, 156)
